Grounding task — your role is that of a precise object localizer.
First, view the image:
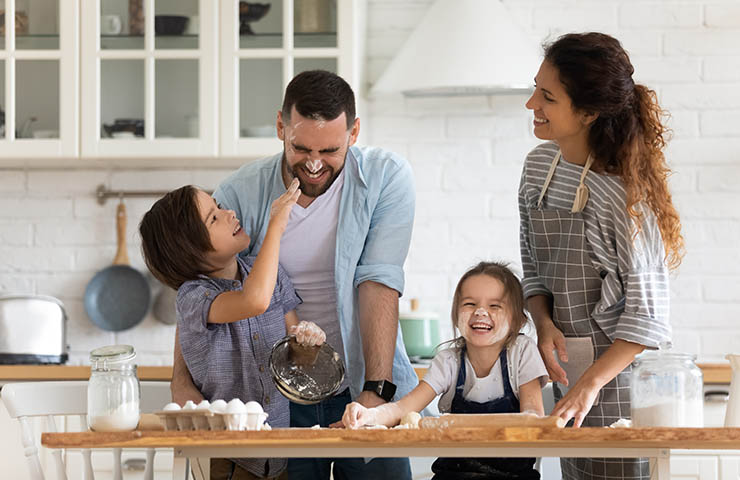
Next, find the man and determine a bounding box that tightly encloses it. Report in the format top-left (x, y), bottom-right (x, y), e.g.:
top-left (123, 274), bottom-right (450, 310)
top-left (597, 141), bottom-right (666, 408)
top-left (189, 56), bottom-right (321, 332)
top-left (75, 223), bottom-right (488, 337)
top-left (171, 70), bottom-right (417, 479)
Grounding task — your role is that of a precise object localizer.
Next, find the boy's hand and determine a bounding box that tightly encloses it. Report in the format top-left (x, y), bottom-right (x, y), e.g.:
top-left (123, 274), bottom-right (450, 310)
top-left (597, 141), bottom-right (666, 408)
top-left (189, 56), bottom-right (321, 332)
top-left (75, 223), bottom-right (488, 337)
top-left (290, 320), bottom-right (326, 347)
top-left (342, 401), bottom-right (377, 429)
top-left (269, 178), bottom-right (301, 231)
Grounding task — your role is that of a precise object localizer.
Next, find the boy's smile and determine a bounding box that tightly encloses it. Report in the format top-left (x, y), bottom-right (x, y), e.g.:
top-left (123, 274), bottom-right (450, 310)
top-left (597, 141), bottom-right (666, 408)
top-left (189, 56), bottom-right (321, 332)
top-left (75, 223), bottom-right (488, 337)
top-left (195, 189), bottom-right (251, 271)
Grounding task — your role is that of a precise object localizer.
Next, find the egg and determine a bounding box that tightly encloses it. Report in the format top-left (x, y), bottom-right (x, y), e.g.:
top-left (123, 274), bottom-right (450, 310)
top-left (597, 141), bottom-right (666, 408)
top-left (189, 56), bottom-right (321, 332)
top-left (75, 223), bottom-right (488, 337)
top-left (226, 398), bottom-right (246, 414)
top-left (183, 400), bottom-right (197, 410)
top-left (244, 401), bottom-right (263, 414)
top-left (196, 400), bottom-right (211, 411)
top-left (163, 402), bottom-right (181, 411)
top-left (210, 399), bottom-right (227, 413)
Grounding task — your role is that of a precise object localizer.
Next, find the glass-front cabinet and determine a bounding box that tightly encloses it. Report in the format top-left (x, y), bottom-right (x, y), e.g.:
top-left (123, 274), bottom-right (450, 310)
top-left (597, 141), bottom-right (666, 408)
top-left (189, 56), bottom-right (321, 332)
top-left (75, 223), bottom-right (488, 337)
top-left (0, 0), bottom-right (360, 161)
top-left (219, 0), bottom-right (360, 158)
top-left (0, 0), bottom-right (78, 157)
top-left (80, 0), bottom-right (217, 158)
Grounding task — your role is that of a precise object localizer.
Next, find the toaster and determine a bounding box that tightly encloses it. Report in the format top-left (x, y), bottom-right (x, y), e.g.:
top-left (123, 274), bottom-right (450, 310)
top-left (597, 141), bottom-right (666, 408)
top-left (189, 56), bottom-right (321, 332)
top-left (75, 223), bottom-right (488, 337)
top-left (0, 294), bottom-right (68, 364)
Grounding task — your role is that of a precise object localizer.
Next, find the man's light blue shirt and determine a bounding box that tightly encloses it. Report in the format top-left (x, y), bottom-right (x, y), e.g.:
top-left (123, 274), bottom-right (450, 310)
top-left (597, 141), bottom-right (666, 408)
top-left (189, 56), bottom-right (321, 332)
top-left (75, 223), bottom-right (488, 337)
top-left (214, 145), bottom-right (418, 400)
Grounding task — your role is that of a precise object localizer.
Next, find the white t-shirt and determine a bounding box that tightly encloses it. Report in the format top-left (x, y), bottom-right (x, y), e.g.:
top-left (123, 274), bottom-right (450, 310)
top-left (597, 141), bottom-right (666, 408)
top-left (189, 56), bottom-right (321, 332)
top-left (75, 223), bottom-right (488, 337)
top-left (279, 169), bottom-right (347, 389)
top-left (422, 335), bottom-right (548, 413)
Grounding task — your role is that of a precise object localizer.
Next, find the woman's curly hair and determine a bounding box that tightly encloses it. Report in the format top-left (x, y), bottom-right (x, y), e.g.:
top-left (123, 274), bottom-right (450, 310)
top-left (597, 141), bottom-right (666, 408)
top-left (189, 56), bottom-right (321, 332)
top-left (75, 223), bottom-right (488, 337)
top-left (545, 32), bottom-right (685, 270)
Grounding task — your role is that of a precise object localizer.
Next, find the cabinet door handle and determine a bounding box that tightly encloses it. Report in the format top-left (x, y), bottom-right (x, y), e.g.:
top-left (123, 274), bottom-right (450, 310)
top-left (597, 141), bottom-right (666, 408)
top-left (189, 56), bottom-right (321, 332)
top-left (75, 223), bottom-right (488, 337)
top-left (704, 390), bottom-right (730, 403)
top-left (123, 458), bottom-right (147, 471)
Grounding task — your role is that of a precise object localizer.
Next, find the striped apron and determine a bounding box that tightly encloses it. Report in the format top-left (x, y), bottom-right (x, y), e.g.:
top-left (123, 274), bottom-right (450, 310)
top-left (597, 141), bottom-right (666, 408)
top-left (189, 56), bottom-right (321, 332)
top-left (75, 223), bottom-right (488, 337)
top-left (528, 151), bottom-right (649, 480)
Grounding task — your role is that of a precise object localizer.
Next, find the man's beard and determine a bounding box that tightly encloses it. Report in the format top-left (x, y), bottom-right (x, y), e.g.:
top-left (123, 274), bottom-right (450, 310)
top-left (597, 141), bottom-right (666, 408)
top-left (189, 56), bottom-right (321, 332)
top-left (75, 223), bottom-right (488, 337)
top-left (283, 153), bottom-right (344, 198)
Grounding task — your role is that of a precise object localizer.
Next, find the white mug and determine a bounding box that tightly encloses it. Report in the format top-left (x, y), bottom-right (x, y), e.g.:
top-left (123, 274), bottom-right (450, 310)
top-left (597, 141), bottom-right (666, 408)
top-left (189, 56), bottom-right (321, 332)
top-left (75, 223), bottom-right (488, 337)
top-left (101, 15), bottom-right (122, 35)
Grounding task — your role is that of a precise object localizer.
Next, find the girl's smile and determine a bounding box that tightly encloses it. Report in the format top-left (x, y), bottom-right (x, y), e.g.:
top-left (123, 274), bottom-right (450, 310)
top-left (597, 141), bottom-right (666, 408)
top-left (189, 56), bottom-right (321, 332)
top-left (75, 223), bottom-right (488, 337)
top-left (456, 275), bottom-right (512, 347)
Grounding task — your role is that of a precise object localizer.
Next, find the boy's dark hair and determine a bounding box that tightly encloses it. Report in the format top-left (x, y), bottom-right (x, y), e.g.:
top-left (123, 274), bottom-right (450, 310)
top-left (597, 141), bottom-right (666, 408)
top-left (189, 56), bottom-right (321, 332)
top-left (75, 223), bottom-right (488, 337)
top-left (139, 186), bottom-right (214, 290)
top-left (281, 70), bottom-right (356, 129)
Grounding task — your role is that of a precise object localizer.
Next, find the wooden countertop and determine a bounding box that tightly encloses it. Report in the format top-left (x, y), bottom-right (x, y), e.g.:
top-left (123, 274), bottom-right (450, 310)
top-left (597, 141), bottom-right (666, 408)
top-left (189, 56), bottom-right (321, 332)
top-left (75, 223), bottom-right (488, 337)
top-left (42, 426), bottom-right (740, 451)
top-left (0, 363), bottom-right (732, 384)
top-left (0, 365), bottom-right (173, 381)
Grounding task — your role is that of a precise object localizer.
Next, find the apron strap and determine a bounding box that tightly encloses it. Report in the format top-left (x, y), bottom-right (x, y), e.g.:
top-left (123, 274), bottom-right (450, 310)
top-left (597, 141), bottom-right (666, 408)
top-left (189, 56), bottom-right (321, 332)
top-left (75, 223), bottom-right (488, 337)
top-left (536, 150), bottom-right (561, 209)
top-left (571, 153), bottom-right (595, 213)
top-left (535, 149), bottom-right (595, 213)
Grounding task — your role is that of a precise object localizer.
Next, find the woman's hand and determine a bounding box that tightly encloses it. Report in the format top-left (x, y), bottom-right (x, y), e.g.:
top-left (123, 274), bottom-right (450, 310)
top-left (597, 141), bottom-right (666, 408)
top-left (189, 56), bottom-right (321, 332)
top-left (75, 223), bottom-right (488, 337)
top-left (551, 379), bottom-right (600, 428)
top-left (289, 320), bottom-right (326, 346)
top-left (536, 319), bottom-right (568, 385)
top-left (269, 178), bottom-right (300, 232)
top-left (342, 401), bottom-right (378, 429)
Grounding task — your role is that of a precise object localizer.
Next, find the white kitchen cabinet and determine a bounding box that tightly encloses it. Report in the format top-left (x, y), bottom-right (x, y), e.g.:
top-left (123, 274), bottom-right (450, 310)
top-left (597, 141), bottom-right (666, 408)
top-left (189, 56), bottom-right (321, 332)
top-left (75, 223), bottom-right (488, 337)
top-left (1, 0), bottom-right (363, 162)
top-left (80, 0), bottom-right (218, 158)
top-left (219, 0), bottom-right (364, 158)
top-left (0, 0), bottom-right (79, 157)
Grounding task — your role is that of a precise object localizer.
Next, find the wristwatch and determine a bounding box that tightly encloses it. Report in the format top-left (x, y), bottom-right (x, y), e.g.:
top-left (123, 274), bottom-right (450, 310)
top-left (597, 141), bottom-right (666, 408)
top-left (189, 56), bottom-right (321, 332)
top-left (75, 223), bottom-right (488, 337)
top-left (363, 380), bottom-right (397, 402)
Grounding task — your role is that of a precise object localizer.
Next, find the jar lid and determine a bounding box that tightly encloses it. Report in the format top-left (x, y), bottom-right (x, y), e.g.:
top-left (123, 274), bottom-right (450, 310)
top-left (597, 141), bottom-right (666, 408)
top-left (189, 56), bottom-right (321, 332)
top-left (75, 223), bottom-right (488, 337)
top-left (635, 349), bottom-right (696, 362)
top-left (90, 344), bottom-right (136, 363)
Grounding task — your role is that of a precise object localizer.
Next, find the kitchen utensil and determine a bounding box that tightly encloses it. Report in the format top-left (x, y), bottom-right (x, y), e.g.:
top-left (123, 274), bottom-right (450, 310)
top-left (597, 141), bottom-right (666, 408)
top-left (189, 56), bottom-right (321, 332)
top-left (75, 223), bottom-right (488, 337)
top-left (154, 15), bottom-right (189, 35)
top-left (725, 354), bottom-right (740, 427)
top-left (101, 14), bottom-right (123, 35)
top-left (269, 336), bottom-right (345, 405)
top-left (84, 201), bottom-right (150, 332)
top-left (294, 0), bottom-right (333, 33)
top-left (399, 299), bottom-right (440, 359)
top-left (419, 413), bottom-right (565, 429)
top-left (152, 282), bottom-right (178, 325)
top-left (631, 347), bottom-right (703, 427)
top-left (239, 2), bottom-right (271, 35)
top-left (0, 294), bottom-right (68, 364)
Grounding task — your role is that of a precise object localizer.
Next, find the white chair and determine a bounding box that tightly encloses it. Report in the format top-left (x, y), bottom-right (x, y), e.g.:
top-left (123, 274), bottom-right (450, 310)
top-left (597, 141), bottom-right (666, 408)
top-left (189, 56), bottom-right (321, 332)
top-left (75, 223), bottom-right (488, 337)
top-left (2, 380), bottom-right (172, 480)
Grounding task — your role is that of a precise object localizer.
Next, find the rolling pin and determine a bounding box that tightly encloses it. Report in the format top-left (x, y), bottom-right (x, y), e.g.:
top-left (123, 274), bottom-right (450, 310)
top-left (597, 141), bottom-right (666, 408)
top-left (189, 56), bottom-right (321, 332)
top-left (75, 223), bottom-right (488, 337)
top-left (419, 413), bottom-right (565, 429)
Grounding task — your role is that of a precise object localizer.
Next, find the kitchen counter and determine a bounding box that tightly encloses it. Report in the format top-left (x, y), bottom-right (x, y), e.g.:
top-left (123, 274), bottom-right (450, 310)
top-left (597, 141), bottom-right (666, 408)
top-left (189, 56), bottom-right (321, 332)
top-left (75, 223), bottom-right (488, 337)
top-left (0, 363), bottom-right (731, 383)
top-left (42, 426), bottom-right (740, 480)
top-left (0, 365), bottom-right (173, 381)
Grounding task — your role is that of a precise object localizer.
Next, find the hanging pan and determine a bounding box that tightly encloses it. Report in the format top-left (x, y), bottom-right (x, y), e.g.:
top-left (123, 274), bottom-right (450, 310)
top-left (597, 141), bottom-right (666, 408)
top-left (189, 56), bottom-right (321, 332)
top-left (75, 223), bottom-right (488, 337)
top-left (84, 200), bottom-right (150, 331)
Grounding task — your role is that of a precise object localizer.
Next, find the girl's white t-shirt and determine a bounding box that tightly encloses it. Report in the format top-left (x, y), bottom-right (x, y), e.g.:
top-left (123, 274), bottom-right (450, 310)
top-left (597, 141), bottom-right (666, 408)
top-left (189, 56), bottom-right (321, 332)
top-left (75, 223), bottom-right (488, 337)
top-left (422, 335), bottom-right (548, 413)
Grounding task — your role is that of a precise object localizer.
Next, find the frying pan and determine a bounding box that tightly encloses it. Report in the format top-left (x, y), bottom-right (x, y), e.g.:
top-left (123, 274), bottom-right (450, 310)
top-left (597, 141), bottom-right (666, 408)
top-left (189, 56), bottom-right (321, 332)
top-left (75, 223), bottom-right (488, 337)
top-left (84, 201), bottom-right (150, 331)
top-left (152, 280), bottom-right (178, 325)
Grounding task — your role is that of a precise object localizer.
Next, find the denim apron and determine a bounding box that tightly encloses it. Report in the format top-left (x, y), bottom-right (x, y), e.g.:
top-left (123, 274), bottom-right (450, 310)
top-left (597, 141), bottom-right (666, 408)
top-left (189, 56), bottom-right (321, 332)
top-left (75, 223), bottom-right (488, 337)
top-left (528, 150), bottom-right (648, 479)
top-left (430, 346), bottom-right (539, 480)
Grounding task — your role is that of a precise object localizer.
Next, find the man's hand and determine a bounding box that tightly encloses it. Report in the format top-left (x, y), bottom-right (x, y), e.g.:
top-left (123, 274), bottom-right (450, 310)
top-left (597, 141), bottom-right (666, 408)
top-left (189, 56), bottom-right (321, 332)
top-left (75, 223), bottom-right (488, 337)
top-left (356, 390), bottom-right (387, 409)
top-left (329, 391), bottom-right (386, 428)
top-left (171, 327), bottom-right (204, 406)
top-left (171, 377), bottom-right (204, 406)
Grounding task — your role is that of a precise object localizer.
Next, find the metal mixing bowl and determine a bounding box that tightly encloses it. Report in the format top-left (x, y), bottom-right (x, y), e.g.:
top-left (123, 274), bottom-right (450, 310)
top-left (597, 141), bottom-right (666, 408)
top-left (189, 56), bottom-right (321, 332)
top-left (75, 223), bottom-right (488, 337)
top-left (269, 335), bottom-right (345, 405)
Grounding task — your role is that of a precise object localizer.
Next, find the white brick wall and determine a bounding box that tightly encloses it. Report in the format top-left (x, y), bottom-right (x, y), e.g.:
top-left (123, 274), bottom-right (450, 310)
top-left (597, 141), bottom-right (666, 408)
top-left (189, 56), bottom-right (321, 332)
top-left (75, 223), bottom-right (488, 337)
top-left (367, 0), bottom-right (740, 362)
top-left (0, 0), bottom-right (738, 365)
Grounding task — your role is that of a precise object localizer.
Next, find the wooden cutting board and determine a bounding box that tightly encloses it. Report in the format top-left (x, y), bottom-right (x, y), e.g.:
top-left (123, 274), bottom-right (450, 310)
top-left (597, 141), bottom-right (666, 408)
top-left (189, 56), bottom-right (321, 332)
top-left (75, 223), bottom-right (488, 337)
top-left (419, 413), bottom-right (565, 429)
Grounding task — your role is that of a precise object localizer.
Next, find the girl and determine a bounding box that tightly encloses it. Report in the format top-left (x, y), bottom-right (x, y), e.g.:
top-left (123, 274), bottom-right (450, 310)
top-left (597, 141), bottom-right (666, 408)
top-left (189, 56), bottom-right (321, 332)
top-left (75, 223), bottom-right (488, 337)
top-left (139, 178), bottom-right (325, 480)
top-left (343, 261), bottom-right (548, 480)
top-left (519, 32), bottom-right (684, 480)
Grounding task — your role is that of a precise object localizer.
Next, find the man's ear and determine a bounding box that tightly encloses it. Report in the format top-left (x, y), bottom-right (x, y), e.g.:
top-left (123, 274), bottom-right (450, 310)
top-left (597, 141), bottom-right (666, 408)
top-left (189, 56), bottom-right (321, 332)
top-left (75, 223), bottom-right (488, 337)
top-left (348, 117), bottom-right (360, 146)
top-left (276, 110), bottom-right (286, 141)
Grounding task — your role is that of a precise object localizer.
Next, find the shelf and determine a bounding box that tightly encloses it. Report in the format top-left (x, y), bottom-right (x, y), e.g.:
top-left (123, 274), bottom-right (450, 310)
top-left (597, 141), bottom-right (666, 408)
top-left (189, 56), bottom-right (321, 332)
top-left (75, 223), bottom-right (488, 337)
top-left (1, 35), bottom-right (60, 50)
top-left (240, 32), bottom-right (337, 49)
top-left (101, 34), bottom-right (199, 50)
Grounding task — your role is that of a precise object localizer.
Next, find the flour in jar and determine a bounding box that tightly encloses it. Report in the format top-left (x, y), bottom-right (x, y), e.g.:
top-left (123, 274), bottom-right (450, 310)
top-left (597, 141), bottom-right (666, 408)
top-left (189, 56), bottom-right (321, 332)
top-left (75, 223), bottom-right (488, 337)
top-left (89, 401), bottom-right (140, 432)
top-left (631, 398), bottom-right (703, 427)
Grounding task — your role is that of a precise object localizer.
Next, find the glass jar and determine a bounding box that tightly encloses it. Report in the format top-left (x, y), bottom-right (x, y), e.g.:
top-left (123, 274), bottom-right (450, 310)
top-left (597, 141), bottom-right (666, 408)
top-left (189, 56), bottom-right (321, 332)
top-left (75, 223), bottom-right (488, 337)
top-left (631, 348), bottom-right (703, 427)
top-left (87, 345), bottom-right (140, 432)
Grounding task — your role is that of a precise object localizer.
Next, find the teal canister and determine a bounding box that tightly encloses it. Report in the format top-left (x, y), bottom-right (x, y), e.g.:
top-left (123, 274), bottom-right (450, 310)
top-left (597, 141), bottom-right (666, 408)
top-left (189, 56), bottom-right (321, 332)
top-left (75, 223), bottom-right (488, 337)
top-left (399, 299), bottom-right (440, 359)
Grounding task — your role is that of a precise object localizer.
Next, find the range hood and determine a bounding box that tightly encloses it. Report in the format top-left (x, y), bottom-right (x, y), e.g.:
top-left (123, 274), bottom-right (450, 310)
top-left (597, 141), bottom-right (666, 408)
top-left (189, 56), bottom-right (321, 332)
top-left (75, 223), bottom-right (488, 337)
top-left (370, 0), bottom-right (542, 97)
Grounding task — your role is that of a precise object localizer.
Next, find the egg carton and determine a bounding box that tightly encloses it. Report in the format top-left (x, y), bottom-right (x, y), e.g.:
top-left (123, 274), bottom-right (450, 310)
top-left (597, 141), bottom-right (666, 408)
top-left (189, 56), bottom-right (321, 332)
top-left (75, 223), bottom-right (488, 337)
top-left (154, 410), bottom-right (270, 431)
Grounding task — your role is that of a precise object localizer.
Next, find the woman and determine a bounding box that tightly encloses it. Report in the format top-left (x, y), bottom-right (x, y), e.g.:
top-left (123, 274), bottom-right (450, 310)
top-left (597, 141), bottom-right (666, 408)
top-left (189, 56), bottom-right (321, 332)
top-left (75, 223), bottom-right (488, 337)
top-left (518, 32), bottom-right (684, 479)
